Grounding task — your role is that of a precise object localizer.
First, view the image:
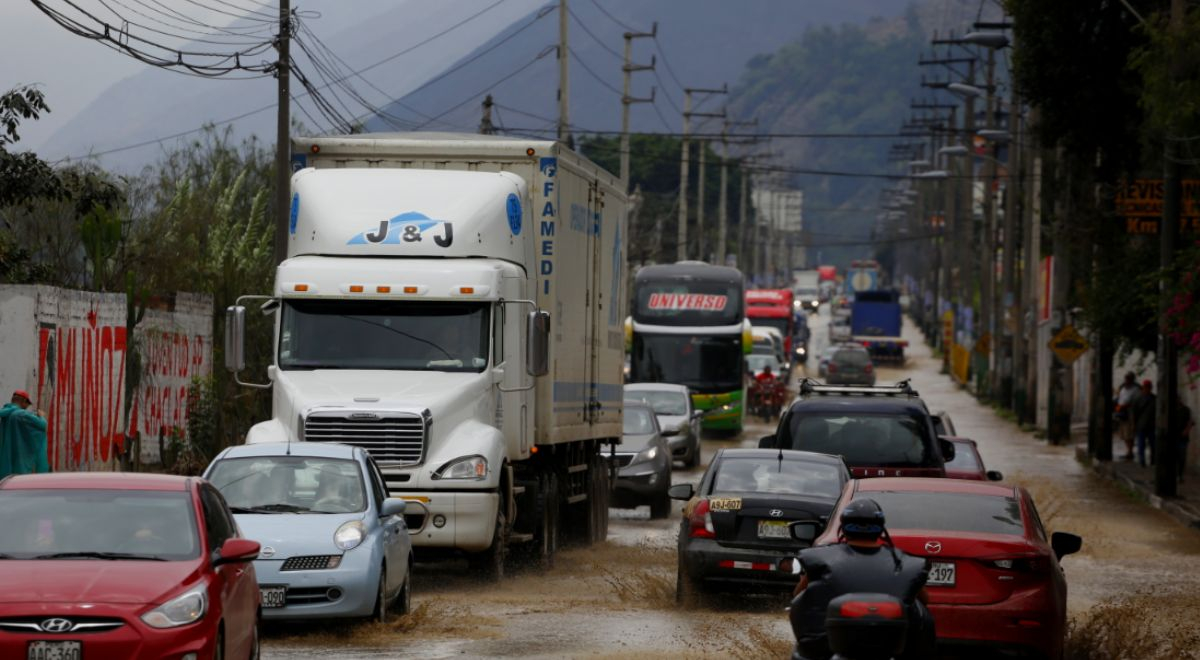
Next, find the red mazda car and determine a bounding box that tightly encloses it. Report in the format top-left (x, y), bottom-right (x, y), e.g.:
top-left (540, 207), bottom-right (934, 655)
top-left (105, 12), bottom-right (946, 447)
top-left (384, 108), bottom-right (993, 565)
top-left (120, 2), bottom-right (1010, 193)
top-left (813, 478), bottom-right (1081, 659)
top-left (0, 472), bottom-right (261, 660)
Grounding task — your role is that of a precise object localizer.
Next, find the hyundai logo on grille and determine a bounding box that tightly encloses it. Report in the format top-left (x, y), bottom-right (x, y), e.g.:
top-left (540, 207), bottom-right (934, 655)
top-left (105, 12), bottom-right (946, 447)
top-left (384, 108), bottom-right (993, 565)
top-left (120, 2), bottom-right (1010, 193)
top-left (40, 618), bottom-right (73, 633)
top-left (924, 541), bottom-right (942, 554)
top-left (769, 509), bottom-right (783, 518)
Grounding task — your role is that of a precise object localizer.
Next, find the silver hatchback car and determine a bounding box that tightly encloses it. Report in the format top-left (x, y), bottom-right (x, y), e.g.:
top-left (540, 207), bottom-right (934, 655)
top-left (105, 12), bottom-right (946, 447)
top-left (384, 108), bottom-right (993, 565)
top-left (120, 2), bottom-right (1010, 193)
top-left (825, 345), bottom-right (876, 386)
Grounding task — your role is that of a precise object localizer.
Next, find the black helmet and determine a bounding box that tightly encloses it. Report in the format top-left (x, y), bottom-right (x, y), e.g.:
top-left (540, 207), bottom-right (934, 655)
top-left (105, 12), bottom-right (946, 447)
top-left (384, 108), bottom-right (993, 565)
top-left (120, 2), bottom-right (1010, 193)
top-left (840, 499), bottom-right (886, 541)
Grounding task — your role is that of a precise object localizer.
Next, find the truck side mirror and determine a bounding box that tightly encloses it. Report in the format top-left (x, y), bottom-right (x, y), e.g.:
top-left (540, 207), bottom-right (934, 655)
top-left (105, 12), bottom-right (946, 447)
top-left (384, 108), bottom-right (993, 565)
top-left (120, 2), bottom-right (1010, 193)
top-left (225, 305), bottom-right (247, 372)
top-left (526, 310), bottom-right (550, 377)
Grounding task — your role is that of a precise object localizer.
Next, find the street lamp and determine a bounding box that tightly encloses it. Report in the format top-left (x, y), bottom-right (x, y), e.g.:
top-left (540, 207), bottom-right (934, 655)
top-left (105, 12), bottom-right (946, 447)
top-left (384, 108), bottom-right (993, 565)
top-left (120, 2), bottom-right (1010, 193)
top-left (937, 145), bottom-right (970, 157)
top-left (912, 170), bottom-right (949, 180)
top-left (908, 159), bottom-right (932, 169)
top-left (977, 128), bottom-right (1009, 143)
top-left (947, 82), bottom-right (984, 98)
top-left (961, 31), bottom-right (1010, 49)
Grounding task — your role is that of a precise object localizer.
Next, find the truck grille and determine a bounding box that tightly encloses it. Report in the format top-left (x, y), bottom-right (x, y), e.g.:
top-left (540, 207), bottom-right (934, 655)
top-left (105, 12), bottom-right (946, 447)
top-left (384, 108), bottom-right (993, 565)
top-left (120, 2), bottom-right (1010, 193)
top-left (304, 411), bottom-right (426, 466)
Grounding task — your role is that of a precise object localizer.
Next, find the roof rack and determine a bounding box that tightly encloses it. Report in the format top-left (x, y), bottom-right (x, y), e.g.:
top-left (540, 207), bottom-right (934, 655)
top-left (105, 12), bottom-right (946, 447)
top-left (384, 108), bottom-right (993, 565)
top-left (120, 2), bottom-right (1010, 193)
top-left (797, 378), bottom-right (919, 398)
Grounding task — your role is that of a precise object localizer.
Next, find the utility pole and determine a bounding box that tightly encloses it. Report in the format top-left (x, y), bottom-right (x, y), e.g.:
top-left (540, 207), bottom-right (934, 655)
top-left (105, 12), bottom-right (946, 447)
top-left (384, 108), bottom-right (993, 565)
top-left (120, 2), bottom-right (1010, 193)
top-left (980, 47), bottom-right (997, 399)
top-left (479, 94), bottom-right (495, 134)
top-left (681, 85), bottom-right (724, 264)
top-left (1156, 0), bottom-right (1185, 497)
top-left (716, 119), bottom-right (756, 268)
top-left (619, 23), bottom-right (656, 193)
top-left (273, 0), bottom-right (291, 265)
top-left (1000, 82), bottom-right (1020, 407)
top-left (557, 0), bottom-right (570, 144)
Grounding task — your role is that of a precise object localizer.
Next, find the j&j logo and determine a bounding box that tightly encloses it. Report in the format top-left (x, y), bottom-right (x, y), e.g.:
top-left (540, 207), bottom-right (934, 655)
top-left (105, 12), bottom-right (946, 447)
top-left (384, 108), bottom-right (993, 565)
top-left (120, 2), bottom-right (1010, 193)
top-left (348, 212), bottom-right (453, 247)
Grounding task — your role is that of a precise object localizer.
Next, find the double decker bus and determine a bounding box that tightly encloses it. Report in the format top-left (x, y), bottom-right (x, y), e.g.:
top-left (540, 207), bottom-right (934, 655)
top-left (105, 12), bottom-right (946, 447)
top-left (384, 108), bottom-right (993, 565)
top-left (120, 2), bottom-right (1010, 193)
top-left (626, 262), bottom-right (750, 433)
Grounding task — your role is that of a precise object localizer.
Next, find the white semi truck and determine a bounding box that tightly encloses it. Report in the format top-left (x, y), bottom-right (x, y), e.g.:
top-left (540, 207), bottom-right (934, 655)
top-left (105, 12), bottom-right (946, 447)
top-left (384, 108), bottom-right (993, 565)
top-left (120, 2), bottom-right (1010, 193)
top-left (224, 133), bottom-right (628, 577)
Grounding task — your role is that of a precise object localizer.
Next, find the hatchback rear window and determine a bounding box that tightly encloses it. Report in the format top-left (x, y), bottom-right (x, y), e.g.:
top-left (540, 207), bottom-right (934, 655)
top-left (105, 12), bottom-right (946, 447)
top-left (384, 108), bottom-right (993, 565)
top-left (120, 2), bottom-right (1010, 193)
top-left (946, 444), bottom-right (981, 470)
top-left (854, 491), bottom-right (1024, 536)
top-left (832, 350), bottom-right (869, 366)
top-left (711, 458), bottom-right (843, 499)
top-left (782, 413), bottom-right (932, 467)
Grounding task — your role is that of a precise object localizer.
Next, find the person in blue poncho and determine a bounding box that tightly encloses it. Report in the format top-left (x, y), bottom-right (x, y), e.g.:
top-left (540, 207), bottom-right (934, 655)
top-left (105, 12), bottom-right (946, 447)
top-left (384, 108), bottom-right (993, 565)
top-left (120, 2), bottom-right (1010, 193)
top-left (0, 389), bottom-right (50, 478)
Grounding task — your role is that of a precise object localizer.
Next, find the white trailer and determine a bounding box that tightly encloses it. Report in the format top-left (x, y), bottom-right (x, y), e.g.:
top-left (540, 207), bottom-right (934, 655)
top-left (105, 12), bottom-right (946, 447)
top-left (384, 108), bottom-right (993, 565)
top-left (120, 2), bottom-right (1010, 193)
top-left (225, 133), bottom-right (628, 577)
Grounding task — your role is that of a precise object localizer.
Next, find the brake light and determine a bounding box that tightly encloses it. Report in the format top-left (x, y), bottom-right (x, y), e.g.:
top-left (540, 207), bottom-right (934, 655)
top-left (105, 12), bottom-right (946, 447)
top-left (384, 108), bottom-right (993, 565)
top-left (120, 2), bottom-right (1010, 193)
top-left (689, 499), bottom-right (716, 539)
top-left (861, 341), bottom-right (870, 347)
top-left (864, 364), bottom-right (873, 373)
top-left (987, 557), bottom-right (1047, 573)
top-left (827, 363), bottom-right (837, 373)
top-left (839, 600), bottom-right (903, 619)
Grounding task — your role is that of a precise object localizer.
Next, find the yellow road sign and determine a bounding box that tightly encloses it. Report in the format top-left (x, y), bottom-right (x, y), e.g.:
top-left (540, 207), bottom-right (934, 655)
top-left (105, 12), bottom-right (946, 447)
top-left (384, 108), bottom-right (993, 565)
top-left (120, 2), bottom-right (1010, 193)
top-left (1049, 324), bottom-right (1089, 364)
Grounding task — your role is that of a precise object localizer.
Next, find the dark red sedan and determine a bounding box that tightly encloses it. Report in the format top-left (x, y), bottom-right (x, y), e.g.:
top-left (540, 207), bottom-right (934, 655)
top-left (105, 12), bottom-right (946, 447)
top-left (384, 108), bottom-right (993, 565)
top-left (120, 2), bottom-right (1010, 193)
top-left (0, 472), bottom-right (261, 660)
top-left (944, 437), bottom-right (1004, 481)
top-left (813, 478), bottom-right (1081, 659)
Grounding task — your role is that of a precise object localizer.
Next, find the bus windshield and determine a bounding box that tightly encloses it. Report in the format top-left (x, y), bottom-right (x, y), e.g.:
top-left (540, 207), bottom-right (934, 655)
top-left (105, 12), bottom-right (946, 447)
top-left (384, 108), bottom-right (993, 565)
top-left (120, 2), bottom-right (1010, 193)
top-left (633, 280), bottom-right (743, 326)
top-left (630, 333), bottom-right (743, 392)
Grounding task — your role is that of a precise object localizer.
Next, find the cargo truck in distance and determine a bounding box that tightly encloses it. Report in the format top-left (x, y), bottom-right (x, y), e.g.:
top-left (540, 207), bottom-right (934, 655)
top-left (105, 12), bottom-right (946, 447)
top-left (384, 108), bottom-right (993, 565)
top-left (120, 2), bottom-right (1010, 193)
top-left (850, 289), bottom-right (907, 363)
top-left (224, 133), bottom-right (628, 578)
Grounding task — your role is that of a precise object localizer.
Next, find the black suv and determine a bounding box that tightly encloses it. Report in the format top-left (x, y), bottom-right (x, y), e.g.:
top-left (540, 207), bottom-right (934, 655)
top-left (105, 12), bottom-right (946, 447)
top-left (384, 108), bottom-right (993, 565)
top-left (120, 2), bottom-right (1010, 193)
top-left (758, 380), bottom-right (954, 478)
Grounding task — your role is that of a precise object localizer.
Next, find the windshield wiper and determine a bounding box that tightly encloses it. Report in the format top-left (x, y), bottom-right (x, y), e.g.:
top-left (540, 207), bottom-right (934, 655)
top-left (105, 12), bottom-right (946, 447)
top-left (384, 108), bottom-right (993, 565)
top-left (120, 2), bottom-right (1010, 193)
top-left (34, 551), bottom-right (167, 561)
top-left (235, 503), bottom-right (311, 514)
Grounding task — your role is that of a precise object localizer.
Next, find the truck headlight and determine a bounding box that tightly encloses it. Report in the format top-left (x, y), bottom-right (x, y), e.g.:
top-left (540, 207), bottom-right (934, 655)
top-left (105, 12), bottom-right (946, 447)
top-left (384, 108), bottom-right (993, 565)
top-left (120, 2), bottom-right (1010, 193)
top-left (631, 445), bottom-right (659, 465)
top-left (433, 455), bottom-right (488, 480)
top-left (334, 521), bottom-right (365, 551)
top-left (141, 586), bottom-right (207, 629)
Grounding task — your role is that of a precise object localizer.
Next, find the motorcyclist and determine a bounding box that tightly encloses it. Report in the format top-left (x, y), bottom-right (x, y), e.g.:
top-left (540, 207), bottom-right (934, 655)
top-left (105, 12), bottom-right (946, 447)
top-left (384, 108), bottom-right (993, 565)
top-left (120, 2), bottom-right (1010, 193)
top-left (755, 365), bottom-right (777, 385)
top-left (788, 499), bottom-right (935, 660)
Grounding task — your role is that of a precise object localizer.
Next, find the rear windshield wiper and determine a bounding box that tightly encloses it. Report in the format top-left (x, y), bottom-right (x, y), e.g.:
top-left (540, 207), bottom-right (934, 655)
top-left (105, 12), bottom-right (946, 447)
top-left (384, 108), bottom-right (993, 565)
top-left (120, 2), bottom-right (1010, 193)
top-left (34, 551), bottom-right (167, 561)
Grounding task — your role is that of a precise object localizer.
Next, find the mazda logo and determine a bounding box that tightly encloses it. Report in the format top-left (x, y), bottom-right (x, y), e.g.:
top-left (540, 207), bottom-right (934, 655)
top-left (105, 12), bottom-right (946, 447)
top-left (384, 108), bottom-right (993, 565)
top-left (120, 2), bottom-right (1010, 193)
top-left (924, 541), bottom-right (942, 554)
top-left (40, 618), bottom-right (73, 633)
top-left (769, 509), bottom-right (783, 518)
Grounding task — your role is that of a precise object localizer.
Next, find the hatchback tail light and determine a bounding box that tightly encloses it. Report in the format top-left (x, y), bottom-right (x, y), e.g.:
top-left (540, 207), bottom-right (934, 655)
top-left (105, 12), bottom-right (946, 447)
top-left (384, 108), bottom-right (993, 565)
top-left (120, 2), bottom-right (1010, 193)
top-left (827, 363), bottom-right (837, 374)
top-left (689, 499), bottom-right (716, 538)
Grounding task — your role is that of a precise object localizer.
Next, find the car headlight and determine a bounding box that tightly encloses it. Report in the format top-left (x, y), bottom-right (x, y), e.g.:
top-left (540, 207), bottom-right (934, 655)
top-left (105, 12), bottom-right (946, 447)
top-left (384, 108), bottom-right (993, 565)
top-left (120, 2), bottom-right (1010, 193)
top-left (433, 455), bottom-right (488, 480)
top-left (334, 520), bottom-right (365, 551)
top-left (141, 586), bottom-right (207, 629)
top-left (631, 445), bottom-right (659, 465)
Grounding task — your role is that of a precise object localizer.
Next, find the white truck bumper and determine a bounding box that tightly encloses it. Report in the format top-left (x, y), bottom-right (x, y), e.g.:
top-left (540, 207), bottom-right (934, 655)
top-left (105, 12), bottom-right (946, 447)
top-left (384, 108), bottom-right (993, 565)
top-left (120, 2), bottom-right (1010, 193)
top-left (400, 490), bottom-right (499, 553)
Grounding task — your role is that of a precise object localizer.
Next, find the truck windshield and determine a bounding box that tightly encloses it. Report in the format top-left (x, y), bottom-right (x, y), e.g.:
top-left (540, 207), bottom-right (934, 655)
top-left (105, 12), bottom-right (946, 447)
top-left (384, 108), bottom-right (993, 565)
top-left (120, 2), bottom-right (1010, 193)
top-left (630, 333), bottom-right (743, 393)
top-left (279, 299), bottom-right (489, 372)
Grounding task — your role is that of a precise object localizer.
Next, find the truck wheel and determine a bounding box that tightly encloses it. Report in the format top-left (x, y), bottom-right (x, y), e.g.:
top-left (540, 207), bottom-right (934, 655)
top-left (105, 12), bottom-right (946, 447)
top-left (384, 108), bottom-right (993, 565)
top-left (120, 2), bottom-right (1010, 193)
top-left (537, 473), bottom-right (560, 570)
top-left (468, 511), bottom-right (507, 581)
top-left (591, 453), bottom-right (611, 543)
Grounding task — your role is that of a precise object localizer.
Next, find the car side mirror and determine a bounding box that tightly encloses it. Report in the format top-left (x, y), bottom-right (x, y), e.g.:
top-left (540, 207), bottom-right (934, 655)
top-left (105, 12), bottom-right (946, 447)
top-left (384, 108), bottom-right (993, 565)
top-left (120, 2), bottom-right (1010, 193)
top-left (1051, 531), bottom-right (1082, 560)
top-left (380, 498), bottom-right (407, 517)
top-left (937, 437), bottom-right (956, 461)
top-left (668, 483), bottom-right (694, 500)
top-left (526, 310), bottom-right (550, 377)
top-left (691, 409), bottom-right (705, 420)
top-left (788, 520), bottom-right (822, 543)
top-left (986, 470), bottom-right (1004, 481)
top-left (758, 434), bottom-right (777, 449)
top-left (215, 538), bottom-right (260, 565)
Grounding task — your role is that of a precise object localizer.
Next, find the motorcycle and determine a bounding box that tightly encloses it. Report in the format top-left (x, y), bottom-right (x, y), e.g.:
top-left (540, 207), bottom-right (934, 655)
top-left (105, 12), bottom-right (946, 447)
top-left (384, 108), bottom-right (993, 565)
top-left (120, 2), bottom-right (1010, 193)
top-left (748, 379), bottom-right (787, 421)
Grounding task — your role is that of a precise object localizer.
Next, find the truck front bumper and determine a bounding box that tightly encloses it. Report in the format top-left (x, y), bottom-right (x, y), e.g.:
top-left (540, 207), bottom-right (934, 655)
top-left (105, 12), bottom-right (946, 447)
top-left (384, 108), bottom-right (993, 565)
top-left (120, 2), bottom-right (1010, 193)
top-left (394, 490), bottom-right (499, 553)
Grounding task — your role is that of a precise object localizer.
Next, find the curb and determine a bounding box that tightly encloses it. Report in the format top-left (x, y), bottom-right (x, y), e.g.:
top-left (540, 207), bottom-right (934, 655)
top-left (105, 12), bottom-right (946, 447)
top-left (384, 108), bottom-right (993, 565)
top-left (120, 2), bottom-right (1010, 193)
top-left (1075, 445), bottom-right (1200, 530)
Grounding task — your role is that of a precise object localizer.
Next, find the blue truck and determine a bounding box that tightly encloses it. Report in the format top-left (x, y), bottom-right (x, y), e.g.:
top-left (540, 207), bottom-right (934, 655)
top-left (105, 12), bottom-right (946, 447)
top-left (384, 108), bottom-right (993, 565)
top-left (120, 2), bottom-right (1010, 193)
top-left (850, 289), bottom-right (907, 363)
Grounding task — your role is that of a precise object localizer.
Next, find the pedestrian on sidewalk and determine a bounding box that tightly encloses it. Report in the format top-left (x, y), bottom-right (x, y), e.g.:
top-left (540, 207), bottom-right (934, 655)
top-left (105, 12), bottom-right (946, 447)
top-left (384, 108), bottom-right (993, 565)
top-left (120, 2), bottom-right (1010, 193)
top-left (0, 390), bottom-right (50, 479)
top-left (1132, 380), bottom-right (1156, 467)
top-left (1114, 372), bottom-right (1140, 460)
top-left (1172, 393), bottom-right (1195, 483)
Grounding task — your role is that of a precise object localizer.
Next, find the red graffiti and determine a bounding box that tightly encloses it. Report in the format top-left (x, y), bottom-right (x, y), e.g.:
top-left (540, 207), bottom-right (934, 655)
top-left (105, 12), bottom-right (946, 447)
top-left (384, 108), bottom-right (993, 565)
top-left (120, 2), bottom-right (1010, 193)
top-left (127, 332), bottom-right (210, 450)
top-left (36, 322), bottom-right (127, 471)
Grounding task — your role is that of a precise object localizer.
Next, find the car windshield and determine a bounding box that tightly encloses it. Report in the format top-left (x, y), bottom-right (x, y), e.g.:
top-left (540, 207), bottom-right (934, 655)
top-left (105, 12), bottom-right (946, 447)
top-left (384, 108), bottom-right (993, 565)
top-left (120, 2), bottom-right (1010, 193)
top-left (855, 492), bottom-right (1024, 536)
top-left (622, 408), bottom-right (658, 436)
top-left (625, 390), bottom-right (689, 415)
top-left (946, 443), bottom-right (981, 470)
top-left (0, 490), bottom-right (199, 560)
top-left (711, 458), bottom-right (843, 499)
top-left (783, 413), bottom-right (932, 467)
top-left (208, 456), bottom-right (367, 514)
top-left (630, 333), bottom-right (743, 392)
top-left (279, 299), bottom-right (489, 372)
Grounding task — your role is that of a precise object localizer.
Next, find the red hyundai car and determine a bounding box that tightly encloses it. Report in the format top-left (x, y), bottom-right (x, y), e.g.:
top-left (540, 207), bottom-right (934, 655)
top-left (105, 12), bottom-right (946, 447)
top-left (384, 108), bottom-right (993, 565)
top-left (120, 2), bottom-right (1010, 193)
top-left (0, 472), bottom-right (261, 660)
top-left (943, 437), bottom-right (1004, 481)
top-left (813, 478), bottom-right (1081, 659)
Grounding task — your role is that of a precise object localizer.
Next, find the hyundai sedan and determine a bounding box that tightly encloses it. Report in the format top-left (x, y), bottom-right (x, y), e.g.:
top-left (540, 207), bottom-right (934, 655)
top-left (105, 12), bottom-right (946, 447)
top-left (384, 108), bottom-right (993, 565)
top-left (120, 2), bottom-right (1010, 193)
top-left (0, 472), bottom-right (261, 660)
top-left (671, 448), bottom-right (849, 603)
top-left (814, 478), bottom-right (1081, 659)
top-left (205, 442), bottom-right (414, 622)
top-left (609, 404), bottom-right (673, 519)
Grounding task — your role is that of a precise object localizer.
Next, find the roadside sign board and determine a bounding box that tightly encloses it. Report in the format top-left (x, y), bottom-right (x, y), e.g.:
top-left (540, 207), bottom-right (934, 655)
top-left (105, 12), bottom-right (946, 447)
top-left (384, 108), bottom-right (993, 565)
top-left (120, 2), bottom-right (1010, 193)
top-left (1114, 179), bottom-right (1200, 234)
top-left (1049, 325), bottom-right (1089, 365)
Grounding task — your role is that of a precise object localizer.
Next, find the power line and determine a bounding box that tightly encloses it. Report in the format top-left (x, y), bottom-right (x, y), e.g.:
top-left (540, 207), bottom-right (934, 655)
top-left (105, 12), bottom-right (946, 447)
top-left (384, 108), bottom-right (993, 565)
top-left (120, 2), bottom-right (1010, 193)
top-left (414, 47), bottom-right (557, 130)
top-left (651, 34), bottom-right (686, 93)
top-left (567, 6), bottom-right (622, 61)
top-left (91, 0), bottom-right (274, 46)
top-left (568, 46), bottom-right (623, 97)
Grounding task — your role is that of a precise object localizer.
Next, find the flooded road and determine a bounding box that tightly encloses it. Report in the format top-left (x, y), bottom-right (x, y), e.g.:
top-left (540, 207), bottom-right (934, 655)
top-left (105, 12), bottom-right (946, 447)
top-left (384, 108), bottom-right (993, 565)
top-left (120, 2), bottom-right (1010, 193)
top-left (263, 308), bottom-right (1200, 659)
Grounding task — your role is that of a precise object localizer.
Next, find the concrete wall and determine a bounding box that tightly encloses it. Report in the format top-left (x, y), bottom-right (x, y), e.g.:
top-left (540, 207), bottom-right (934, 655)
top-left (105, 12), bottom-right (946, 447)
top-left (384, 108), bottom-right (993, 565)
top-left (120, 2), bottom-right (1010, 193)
top-left (0, 286), bottom-right (212, 471)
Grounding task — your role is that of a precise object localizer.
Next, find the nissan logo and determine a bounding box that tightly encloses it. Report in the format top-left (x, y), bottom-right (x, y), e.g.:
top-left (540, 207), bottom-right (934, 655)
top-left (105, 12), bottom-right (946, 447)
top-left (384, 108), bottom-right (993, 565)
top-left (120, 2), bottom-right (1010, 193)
top-left (40, 618), bottom-right (73, 633)
top-left (260, 546), bottom-right (276, 558)
top-left (924, 541), bottom-right (942, 554)
top-left (769, 509), bottom-right (783, 518)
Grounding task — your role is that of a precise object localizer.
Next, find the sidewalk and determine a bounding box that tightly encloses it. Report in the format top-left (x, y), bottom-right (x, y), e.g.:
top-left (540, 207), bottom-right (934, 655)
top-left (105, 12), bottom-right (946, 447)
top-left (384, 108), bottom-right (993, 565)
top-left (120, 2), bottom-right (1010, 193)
top-left (1072, 424), bottom-right (1200, 530)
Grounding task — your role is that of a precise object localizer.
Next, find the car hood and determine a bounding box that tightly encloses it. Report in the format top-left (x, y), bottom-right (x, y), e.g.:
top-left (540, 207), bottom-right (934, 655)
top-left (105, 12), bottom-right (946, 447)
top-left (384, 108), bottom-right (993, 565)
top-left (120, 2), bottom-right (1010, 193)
top-left (0, 560), bottom-right (203, 605)
top-left (615, 433), bottom-right (658, 452)
top-left (235, 512), bottom-right (365, 558)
